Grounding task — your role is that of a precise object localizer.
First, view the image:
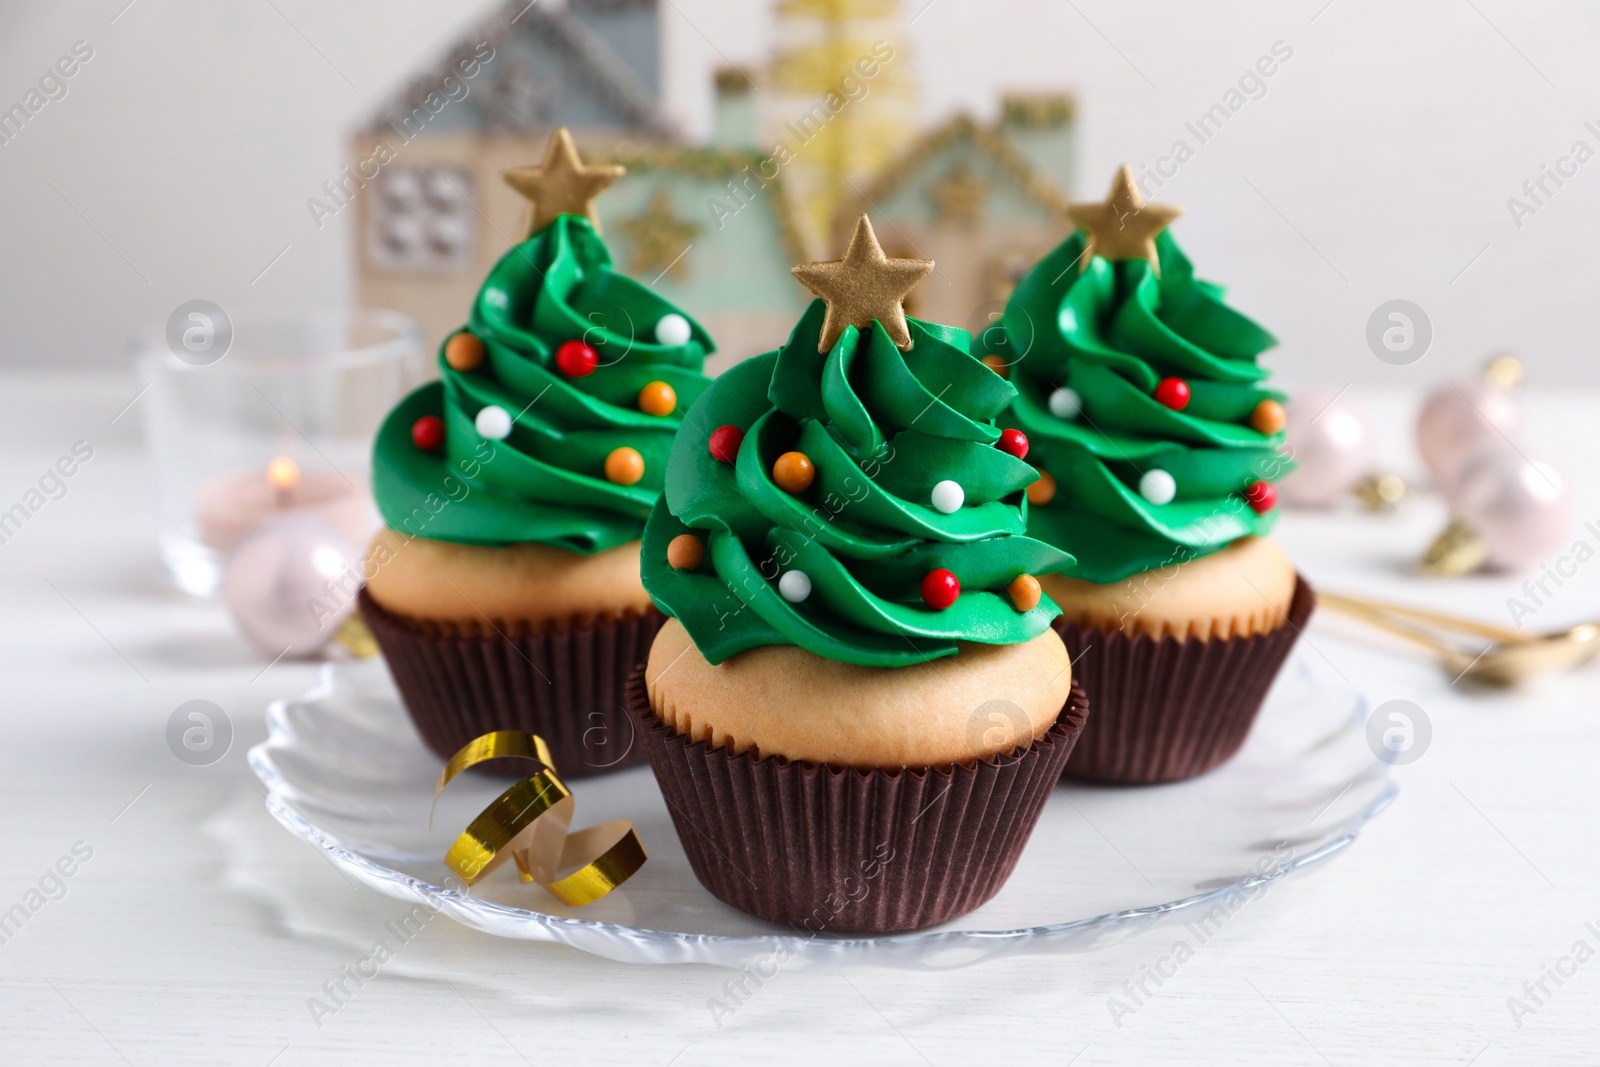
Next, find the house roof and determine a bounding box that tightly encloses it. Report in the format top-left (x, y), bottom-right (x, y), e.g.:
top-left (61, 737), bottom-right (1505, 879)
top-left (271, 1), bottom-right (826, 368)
top-left (363, 0), bottom-right (674, 137)
top-left (834, 113), bottom-right (1069, 232)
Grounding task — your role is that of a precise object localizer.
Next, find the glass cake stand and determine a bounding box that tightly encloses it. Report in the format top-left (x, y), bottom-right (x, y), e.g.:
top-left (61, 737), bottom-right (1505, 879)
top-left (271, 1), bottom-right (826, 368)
top-left (249, 650), bottom-right (1394, 970)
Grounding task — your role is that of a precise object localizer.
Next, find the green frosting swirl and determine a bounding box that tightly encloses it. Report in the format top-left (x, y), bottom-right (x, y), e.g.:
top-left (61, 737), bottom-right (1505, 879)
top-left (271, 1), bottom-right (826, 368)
top-left (372, 215), bottom-right (713, 552)
top-left (999, 230), bottom-right (1291, 584)
top-left (641, 299), bottom-right (1073, 667)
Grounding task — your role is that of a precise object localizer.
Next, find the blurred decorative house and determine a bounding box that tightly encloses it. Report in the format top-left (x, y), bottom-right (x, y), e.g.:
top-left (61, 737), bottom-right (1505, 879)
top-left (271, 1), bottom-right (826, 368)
top-left (829, 98), bottom-right (1077, 333)
top-left (349, 0), bottom-right (1077, 366)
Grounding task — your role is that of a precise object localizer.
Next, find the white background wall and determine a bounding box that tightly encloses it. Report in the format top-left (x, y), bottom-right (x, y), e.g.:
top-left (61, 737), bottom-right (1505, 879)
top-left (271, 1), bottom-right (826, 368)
top-left (3, 0), bottom-right (1600, 390)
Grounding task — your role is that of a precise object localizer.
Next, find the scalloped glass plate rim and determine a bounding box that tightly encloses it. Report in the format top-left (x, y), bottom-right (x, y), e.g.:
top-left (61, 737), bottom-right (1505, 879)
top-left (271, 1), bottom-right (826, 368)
top-left (249, 661), bottom-right (1397, 971)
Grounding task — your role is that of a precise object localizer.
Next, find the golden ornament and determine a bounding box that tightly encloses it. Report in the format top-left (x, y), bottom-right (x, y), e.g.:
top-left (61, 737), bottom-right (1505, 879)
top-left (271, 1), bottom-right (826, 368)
top-left (1419, 519), bottom-right (1490, 577)
top-left (1067, 165), bottom-right (1182, 275)
top-left (617, 188), bottom-right (701, 281)
top-left (502, 127), bottom-right (625, 240)
top-left (1354, 472), bottom-right (1409, 512)
top-left (790, 215), bottom-right (935, 352)
top-left (1483, 352), bottom-right (1524, 390)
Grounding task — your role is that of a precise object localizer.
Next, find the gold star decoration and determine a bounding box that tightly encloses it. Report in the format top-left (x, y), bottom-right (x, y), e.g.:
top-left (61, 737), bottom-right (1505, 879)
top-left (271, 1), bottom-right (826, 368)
top-left (617, 188), bottom-right (701, 281)
top-left (502, 127), bottom-right (625, 239)
top-left (1067, 164), bottom-right (1182, 275)
top-left (790, 216), bottom-right (934, 352)
top-left (929, 163), bottom-right (988, 224)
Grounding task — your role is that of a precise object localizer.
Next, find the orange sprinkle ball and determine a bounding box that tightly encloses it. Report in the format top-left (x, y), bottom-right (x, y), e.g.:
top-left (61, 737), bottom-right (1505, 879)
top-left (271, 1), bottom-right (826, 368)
top-left (1251, 398), bottom-right (1287, 435)
top-left (666, 533), bottom-right (705, 572)
top-left (444, 331), bottom-right (485, 371)
top-left (604, 446), bottom-right (645, 486)
top-left (1007, 573), bottom-right (1042, 612)
top-left (981, 354), bottom-right (1009, 379)
top-left (772, 451), bottom-right (816, 494)
top-left (638, 380), bottom-right (676, 416)
top-left (1026, 470), bottom-right (1056, 506)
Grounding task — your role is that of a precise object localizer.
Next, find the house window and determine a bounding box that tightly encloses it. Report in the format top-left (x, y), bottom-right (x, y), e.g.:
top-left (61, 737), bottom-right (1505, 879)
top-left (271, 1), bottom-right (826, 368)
top-left (366, 165), bottom-right (475, 273)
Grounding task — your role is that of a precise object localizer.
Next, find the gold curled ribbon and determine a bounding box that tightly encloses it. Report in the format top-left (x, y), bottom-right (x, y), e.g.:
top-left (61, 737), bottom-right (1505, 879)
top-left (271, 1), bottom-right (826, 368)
top-left (431, 731), bottom-right (645, 907)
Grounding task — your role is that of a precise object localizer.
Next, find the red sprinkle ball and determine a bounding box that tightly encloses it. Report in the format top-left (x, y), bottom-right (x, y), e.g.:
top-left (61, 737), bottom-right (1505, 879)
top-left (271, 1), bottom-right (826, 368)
top-left (555, 339), bottom-right (600, 378)
top-left (920, 568), bottom-right (960, 610)
top-left (410, 414), bottom-right (444, 452)
top-left (997, 428), bottom-right (1029, 460)
top-left (1244, 479), bottom-right (1278, 514)
top-left (708, 425), bottom-right (744, 464)
top-left (1153, 377), bottom-right (1191, 411)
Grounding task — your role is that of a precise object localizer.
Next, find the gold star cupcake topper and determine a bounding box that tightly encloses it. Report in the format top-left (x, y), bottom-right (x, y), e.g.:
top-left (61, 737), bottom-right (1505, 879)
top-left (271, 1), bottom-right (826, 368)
top-left (502, 127), bottom-right (625, 239)
top-left (791, 216), bottom-right (935, 352)
top-left (1067, 165), bottom-right (1183, 275)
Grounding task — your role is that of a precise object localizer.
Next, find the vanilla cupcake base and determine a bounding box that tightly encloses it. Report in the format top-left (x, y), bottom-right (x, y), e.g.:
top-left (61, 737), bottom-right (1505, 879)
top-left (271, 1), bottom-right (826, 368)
top-left (627, 663), bottom-right (1089, 933)
top-left (363, 528), bottom-right (653, 630)
top-left (645, 619), bottom-right (1071, 770)
top-left (360, 589), bottom-right (662, 776)
top-left (1056, 574), bottom-right (1314, 783)
top-left (359, 528), bottom-right (665, 777)
top-left (1040, 536), bottom-right (1296, 642)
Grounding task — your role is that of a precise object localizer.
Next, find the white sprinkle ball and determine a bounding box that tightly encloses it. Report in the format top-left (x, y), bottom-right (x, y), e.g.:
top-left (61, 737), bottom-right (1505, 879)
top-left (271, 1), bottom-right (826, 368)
top-left (1048, 387), bottom-right (1082, 420)
top-left (1139, 469), bottom-right (1176, 506)
top-left (778, 570), bottom-right (812, 603)
top-left (930, 479), bottom-right (965, 514)
top-left (655, 313), bottom-right (692, 347)
top-left (475, 405), bottom-right (512, 440)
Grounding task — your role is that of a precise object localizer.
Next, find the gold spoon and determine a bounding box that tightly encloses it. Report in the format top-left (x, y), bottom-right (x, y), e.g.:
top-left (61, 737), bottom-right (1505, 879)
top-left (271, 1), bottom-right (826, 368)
top-left (1318, 590), bottom-right (1600, 686)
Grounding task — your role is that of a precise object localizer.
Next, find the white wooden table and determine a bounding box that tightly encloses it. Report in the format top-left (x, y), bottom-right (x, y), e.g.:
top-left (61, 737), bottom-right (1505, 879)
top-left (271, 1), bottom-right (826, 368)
top-left (1, 370), bottom-right (1596, 1065)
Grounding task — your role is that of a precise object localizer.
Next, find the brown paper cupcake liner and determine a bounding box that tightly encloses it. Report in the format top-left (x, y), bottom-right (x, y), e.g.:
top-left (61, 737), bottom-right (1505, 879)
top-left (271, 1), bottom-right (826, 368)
top-left (359, 587), bottom-right (663, 777)
top-left (1055, 574), bottom-right (1315, 785)
top-left (627, 664), bottom-right (1090, 934)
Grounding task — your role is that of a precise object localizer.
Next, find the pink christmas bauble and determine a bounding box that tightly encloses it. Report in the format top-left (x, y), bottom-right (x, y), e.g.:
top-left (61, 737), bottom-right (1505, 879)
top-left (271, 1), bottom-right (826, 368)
top-left (1277, 389), bottom-right (1373, 507)
top-left (1416, 380), bottom-right (1519, 491)
top-left (1448, 444), bottom-right (1571, 573)
top-left (222, 516), bottom-right (360, 657)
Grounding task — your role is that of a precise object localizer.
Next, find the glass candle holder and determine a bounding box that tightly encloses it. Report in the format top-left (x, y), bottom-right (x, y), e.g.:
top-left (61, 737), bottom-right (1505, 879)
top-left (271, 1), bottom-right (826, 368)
top-left (133, 308), bottom-right (426, 597)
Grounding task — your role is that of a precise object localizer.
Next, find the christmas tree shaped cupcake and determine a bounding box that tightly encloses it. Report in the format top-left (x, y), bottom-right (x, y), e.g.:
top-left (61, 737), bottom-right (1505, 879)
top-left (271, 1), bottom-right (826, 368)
top-left (1000, 166), bottom-right (1312, 784)
top-left (361, 129), bottom-right (714, 776)
top-left (630, 217), bottom-right (1089, 933)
